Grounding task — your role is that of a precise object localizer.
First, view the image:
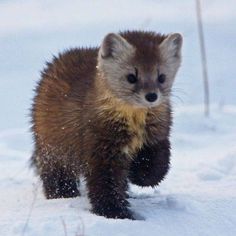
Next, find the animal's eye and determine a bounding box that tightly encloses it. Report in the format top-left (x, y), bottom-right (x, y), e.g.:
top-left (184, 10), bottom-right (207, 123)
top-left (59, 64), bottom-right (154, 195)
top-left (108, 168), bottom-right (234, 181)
top-left (158, 74), bottom-right (166, 84)
top-left (127, 74), bottom-right (138, 84)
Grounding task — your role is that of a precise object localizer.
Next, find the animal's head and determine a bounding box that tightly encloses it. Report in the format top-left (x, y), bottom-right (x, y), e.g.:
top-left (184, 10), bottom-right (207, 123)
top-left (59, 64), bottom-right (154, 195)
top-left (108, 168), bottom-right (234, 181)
top-left (97, 31), bottom-right (183, 108)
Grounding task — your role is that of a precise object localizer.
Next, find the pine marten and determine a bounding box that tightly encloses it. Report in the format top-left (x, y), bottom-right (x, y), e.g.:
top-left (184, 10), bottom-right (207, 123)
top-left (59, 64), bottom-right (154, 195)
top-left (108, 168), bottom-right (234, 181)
top-left (31, 31), bottom-right (183, 219)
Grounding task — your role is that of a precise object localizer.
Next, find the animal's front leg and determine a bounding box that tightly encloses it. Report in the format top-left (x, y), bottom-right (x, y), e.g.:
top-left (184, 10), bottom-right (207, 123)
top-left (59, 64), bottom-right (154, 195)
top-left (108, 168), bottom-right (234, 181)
top-left (129, 139), bottom-right (171, 187)
top-left (85, 150), bottom-right (133, 219)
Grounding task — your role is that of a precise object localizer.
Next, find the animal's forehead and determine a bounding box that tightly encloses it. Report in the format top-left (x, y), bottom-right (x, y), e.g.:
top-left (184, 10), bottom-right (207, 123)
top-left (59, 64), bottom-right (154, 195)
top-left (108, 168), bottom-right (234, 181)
top-left (133, 45), bottom-right (159, 69)
top-left (120, 31), bottom-right (166, 68)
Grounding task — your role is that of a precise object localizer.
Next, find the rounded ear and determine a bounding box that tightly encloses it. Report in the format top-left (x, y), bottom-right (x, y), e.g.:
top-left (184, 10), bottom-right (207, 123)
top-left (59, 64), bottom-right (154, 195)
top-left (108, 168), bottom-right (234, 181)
top-left (159, 33), bottom-right (183, 59)
top-left (99, 33), bottom-right (134, 59)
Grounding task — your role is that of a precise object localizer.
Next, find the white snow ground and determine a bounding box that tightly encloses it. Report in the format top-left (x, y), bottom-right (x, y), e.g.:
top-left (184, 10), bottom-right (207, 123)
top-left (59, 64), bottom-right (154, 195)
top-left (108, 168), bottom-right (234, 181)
top-left (0, 1), bottom-right (236, 236)
top-left (1, 106), bottom-right (236, 236)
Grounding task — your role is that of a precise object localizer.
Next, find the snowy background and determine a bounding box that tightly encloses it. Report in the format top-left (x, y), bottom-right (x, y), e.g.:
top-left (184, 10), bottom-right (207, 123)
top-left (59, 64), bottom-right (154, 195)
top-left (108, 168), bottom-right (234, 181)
top-left (0, 0), bottom-right (236, 235)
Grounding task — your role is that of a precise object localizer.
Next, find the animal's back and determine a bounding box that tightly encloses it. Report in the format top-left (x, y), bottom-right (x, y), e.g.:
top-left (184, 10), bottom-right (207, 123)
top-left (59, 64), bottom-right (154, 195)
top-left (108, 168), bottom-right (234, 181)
top-left (31, 48), bottom-right (98, 164)
top-left (36, 47), bottom-right (98, 101)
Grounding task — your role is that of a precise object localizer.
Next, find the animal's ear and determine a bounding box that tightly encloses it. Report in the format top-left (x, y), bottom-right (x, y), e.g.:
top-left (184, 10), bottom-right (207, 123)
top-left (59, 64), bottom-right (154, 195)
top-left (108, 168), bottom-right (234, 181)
top-left (159, 33), bottom-right (183, 59)
top-left (99, 33), bottom-right (134, 59)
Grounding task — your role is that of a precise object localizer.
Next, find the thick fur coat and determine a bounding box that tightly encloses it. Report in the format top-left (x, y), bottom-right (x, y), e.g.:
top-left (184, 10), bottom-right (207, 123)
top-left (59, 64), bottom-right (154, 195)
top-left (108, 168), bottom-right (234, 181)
top-left (31, 31), bottom-right (182, 219)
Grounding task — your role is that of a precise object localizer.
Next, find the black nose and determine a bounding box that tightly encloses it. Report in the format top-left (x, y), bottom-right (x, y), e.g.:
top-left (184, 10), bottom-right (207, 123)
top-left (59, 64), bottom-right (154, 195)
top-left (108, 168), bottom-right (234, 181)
top-left (145, 93), bottom-right (158, 102)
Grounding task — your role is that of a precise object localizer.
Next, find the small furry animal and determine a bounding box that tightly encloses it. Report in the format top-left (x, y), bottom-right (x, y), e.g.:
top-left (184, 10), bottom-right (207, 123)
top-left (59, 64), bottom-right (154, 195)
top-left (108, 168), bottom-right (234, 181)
top-left (31, 30), bottom-right (182, 219)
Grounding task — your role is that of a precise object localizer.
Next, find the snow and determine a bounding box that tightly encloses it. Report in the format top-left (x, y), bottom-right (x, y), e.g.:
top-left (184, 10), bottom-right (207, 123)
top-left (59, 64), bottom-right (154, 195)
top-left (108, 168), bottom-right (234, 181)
top-left (1, 1), bottom-right (236, 236)
top-left (1, 107), bottom-right (236, 236)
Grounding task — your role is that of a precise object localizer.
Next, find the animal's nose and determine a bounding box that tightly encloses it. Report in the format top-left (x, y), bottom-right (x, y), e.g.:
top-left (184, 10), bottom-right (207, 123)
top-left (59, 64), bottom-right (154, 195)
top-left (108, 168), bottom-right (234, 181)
top-left (145, 93), bottom-right (158, 102)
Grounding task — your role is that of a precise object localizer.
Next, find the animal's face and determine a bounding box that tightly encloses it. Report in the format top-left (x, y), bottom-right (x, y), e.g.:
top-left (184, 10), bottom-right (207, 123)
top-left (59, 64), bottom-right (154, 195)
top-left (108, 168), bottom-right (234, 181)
top-left (97, 32), bottom-right (182, 108)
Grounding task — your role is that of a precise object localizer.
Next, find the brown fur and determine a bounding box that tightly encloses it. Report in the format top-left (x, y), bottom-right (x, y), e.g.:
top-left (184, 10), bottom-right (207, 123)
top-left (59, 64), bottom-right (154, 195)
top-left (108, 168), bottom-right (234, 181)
top-left (31, 30), bottom-right (182, 219)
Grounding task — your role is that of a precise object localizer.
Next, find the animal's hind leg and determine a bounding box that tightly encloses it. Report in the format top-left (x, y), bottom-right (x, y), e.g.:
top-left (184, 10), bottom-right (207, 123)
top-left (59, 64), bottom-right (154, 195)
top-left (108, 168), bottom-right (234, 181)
top-left (40, 165), bottom-right (80, 199)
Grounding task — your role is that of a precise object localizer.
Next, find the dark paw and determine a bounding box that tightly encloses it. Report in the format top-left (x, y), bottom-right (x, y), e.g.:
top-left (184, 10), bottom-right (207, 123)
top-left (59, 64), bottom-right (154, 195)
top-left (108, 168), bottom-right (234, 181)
top-left (92, 206), bottom-right (135, 220)
top-left (44, 179), bottom-right (80, 199)
top-left (58, 188), bottom-right (80, 198)
top-left (129, 164), bottom-right (170, 187)
top-left (45, 188), bottom-right (80, 199)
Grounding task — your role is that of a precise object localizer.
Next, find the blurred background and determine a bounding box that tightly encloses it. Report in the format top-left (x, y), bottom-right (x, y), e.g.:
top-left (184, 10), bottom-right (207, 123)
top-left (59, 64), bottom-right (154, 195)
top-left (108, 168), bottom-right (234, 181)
top-left (1, 1), bottom-right (236, 236)
top-left (0, 0), bottom-right (236, 130)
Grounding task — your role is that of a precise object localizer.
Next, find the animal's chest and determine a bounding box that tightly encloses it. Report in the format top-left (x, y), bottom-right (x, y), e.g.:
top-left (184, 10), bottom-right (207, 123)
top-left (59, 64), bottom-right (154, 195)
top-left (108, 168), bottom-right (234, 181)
top-left (121, 107), bottom-right (170, 156)
top-left (121, 110), bottom-right (147, 157)
top-left (98, 99), bottom-right (168, 156)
